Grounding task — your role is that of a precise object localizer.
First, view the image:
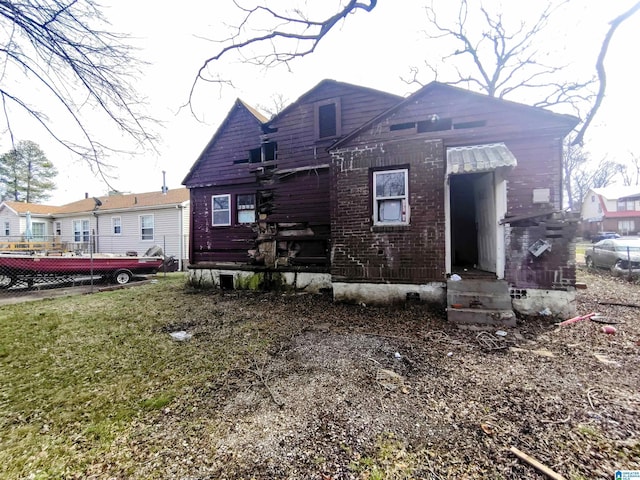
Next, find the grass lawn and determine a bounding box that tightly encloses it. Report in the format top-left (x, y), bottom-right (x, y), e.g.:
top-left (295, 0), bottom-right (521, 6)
top-left (0, 274), bottom-right (272, 479)
top-left (1, 270), bottom-right (638, 479)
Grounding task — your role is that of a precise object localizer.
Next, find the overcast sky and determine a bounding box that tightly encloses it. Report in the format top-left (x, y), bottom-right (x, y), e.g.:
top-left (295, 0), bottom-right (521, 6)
top-left (13, 0), bottom-right (640, 205)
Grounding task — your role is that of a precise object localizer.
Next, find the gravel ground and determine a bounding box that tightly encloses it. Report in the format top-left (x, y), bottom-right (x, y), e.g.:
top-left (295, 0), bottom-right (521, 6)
top-left (91, 267), bottom-right (639, 479)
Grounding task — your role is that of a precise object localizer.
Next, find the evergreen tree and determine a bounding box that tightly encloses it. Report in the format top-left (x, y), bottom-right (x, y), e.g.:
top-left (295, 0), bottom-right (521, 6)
top-left (0, 141), bottom-right (57, 203)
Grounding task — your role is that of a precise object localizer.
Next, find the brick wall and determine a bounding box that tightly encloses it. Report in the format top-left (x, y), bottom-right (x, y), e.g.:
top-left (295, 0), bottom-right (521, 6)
top-left (330, 138), bottom-right (446, 284)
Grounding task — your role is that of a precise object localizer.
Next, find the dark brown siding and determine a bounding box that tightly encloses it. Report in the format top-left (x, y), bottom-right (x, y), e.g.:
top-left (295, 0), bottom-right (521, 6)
top-left (184, 103), bottom-right (264, 187)
top-left (188, 82), bottom-right (399, 267)
top-left (190, 184), bottom-right (257, 263)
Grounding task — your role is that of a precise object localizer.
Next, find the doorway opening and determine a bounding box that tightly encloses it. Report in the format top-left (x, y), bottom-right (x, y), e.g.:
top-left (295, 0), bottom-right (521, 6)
top-left (449, 172), bottom-right (497, 275)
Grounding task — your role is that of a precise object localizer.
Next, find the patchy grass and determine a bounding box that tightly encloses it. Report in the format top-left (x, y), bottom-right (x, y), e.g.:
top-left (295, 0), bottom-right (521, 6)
top-left (0, 274), bottom-right (281, 479)
top-left (0, 270), bottom-right (639, 479)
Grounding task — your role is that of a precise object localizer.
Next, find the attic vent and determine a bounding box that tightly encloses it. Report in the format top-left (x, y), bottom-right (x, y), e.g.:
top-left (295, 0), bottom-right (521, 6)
top-left (390, 122), bottom-right (416, 131)
top-left (417, 117), bottom-right (452, 133)
top-left (453, 120), bottom-right (486, 129)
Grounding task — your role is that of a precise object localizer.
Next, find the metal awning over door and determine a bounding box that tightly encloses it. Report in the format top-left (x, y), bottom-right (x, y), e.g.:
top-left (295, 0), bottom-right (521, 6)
top-left (446, 143), bottom-right (517, 175)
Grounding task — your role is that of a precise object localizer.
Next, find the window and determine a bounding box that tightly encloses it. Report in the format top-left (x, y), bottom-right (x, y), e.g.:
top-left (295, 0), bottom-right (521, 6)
top-left (212, 194), bottom-right (231, 226)
top-left (4, 221), bottom-right (9, 236)
top-left (55, 222), bottom-right (61, 236)
top-left (373, 169), bottom-right (409, 225)
top-left (617, 199), bottom-right (635, 211)
top-left (619, 220), bottom-right (635, 234)
top-left (112, 216), bottom-right (122, 235)
top-left (73, 220), bottom-right (90, 242)
top-left (32, 222), bottom-right (45, 240)
top-left (140, 215), bottom-right (154, 240)
top-left (237, 194), bottom-right (256, 223)
top-left (315, 99), bottom-right (341, 140)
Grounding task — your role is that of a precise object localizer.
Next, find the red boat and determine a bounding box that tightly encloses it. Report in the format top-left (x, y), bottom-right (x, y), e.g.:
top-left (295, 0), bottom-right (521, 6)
top-left (0, 253), bottom-right (165, 288)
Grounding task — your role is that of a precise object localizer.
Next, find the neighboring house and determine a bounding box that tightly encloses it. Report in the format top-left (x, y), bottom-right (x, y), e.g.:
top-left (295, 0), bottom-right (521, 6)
top-left (184, 80), bottom-right (579, 320)
top-left (0, 189), bottom-right (190, 269)
top-left (0, 201), bottom-right (58, 242)
top-left (581, 186), bottom-right (640, 237)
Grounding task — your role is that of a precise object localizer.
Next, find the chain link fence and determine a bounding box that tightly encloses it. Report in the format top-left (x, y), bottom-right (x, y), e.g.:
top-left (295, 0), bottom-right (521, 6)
top-left (0, 234), bottom-right (188, 296)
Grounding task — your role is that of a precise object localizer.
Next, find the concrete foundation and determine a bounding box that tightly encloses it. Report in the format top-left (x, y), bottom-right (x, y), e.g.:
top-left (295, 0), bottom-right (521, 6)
top-left (332, 281), bottom-right (446, 305)
top-left (510, 287), bottom-right (576, 319)
top-left (188, 268), bottom-right (331, 293)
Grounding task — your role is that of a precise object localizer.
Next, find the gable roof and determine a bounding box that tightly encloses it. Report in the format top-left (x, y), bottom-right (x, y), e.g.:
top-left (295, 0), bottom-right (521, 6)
top-left (1, 201), bottom-right (61, 216)
top-left (331, 81), bottom-right (580, 149)
top-left (591, 185), bottom-right (640, 201)
top-left (267, 79), bottom-right (402, 126)
top-left (182, 98), bottom-right (266, 185)
top-left (54, 188), bottom-right (189, 215)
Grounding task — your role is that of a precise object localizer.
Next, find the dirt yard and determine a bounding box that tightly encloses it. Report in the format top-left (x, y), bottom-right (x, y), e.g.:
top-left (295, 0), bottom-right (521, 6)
top-left (84, 269), bottom-right (639, 479)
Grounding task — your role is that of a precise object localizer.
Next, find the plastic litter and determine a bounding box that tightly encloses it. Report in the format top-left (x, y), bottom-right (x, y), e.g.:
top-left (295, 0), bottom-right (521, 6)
top-left (450, 274), bottom-right (462, 281)
top-left (394, 352), bottom-right (402, 360)
top-left (169, 331), bottom-right (193, 341)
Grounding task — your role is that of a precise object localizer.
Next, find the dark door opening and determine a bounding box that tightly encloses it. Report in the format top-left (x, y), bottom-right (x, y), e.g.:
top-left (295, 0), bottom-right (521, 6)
top-left (450, 174), bottom-right (478, 269)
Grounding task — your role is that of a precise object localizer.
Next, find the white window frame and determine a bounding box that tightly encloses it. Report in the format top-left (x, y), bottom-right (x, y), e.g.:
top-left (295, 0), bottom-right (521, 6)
top-left (140, 214), bottom-right (154, 241)
top-left (54, 221), bottom-right (61, 236)
top-left (32, 222), bottom-right (46, 240)
top-left (73, 219), bottom-right (90, 242)
top-left (4, 221), bottom-right (9, 236)
top-left (619, 220), bottom-right (635, 234)
top-left (212, 194), bottom-right (231, 226)
top-left (373, 169), bottom-right (410, 225)
top-left (112, 216), bottom-right (122, 235)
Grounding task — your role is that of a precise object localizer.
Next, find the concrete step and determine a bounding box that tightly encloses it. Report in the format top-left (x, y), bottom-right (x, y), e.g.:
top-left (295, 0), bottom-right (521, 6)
top-left (447, 291), bottom-right (513, 310)
top-left (447, 278), bottom-right (510, 295)
top-left (447, 307), bottom-right (516, 327)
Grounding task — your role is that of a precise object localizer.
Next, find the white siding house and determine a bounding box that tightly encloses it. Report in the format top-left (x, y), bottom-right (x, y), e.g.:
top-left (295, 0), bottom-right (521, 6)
top-left (0, 189), bottom-right (190, 268)
top-left (581, 186), bottom-right (640, 238)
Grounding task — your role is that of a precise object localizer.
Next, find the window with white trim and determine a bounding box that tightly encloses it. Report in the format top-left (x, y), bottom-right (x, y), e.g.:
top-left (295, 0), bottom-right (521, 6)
top-left (55, 222), bottom-right (61, 236)
top-left (112, 216), bottom-right (122, 235)
top-left (73, 219), bottom-right (90, 242)
top-left (4, 221), bottom-right (9, 236)
top-left (373, 169), bottom-right (409, 225)
top-left (140, 215), bottom-right (154, 240)
top-left (619, 220), bottom-right (635, 234)
top-left (212, 194), bottom-right (231, 226)
top-left (32, 222), bottom-right (45, 240)
top-left (237, 194), bottom-right (256, 224)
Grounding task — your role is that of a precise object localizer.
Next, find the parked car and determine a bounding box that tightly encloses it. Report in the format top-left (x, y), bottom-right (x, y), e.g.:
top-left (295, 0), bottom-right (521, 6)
top-left (585, 239), bottom-right (640, 273)
top-left (590, 231), bottom-right (620, 243)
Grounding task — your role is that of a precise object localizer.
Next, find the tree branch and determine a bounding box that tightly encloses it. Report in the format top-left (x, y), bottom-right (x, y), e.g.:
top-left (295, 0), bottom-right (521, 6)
top-left (572, 1), bottom-right (640, 145)
top-left (185, 0), bottom-right (377, 111)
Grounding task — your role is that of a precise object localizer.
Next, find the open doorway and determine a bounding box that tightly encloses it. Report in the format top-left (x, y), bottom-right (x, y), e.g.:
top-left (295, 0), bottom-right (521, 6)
top-left (449, 172), bottom-right (498, 275)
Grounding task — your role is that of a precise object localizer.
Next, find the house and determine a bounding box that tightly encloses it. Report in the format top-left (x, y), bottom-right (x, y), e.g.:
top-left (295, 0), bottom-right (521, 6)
top-left (581, 185), bottom-right (640, 237)
top-left (184, 80), bottom-right (579, 320)
top-left (183, 81), bottom-right (400, 289)
top-left (0, 189), bottom-right (190, 268)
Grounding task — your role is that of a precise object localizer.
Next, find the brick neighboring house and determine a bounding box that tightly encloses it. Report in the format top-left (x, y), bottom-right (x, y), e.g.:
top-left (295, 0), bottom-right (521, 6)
top-left (581, 186), bottom-right (640, 237)
top-left (184, 80), bottom-right (579, 319)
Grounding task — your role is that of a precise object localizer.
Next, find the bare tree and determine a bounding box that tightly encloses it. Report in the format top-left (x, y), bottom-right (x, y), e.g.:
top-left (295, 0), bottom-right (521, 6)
top-left (402, 0), bottom-right (595, 115)
top-left (256, 93), bottom-right (289, 119)
top-left (0, 0), bottom-right (155, 178)
top-left (620, 153), bottom-right (640, 187)
top-left (572, 1), bottom-right (640, 145)
top-left (563, 139), bottom-right (590, 212)
top-left (571, 159), bottom-right (624, 213)
top-left (193, 0), bottom-right (638, 145)
top-left (187, 0), bottom-right (377, 109)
